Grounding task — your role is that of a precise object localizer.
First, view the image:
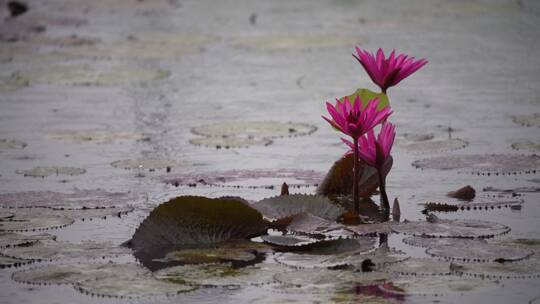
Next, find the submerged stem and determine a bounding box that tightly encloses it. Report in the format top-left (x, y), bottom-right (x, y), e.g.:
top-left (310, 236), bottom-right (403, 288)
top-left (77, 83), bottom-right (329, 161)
top-left (378, 171), bottom-right (390, 212)
top-left (353, 138), bottom-right (360, 214)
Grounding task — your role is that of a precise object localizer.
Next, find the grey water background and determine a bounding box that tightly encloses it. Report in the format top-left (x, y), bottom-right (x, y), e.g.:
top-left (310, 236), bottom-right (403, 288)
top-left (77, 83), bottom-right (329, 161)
top-left (0, 0), bottom-right (540, 303)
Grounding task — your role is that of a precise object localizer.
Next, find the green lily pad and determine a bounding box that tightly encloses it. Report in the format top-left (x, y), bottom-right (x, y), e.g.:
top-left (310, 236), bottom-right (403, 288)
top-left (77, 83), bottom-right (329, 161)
top-left (0, 138), bottom-right (27, 150)
top-left (512, 141), bottom-right (540, 153)
top-left (513, 113), bottom-right (540, 127)
top-left (338, 88), bottom-right (389, 110)
top-left (13, 263), bottom-right (196, 297)
top-left (190, 135), bottom-right (272, 149)
top-left (191, 121), bottom-right (317, 139)
top-left (0, 232), bottom-right (55, 248)
top-left (15, 166), bottom-right (86, 178)
top-left (379, 275), bottom-right (499, 296)
top-left (392, 219), bottom-right (510, 238)
top-left (155, 262), bottom-right (290, 288)
top-left (20, 66), bottom-right (170, 86)
top-left (253, 194), bottom-right (345, 221)
top-left (412, 154), bottom-right (540, 175)
top-left (1, 240), bottom-right (131, 261)
top-left (48, 130), bottom-right (145, 144)
top-left (382, 258), bottom-right (453, 276)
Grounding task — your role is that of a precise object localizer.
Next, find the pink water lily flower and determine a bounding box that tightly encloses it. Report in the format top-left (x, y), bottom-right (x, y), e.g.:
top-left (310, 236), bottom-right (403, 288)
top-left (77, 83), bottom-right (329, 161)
top-left (353, 47), bottom-right (428, 94)
top-left (322, 96), bottom-right (393, 140)
top-left (342, 122), bottom-right (396, 211)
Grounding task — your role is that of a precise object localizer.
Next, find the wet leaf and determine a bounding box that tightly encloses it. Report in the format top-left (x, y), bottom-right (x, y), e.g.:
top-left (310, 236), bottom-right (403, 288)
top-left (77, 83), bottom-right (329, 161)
top-left (253, 194), bottom-right (345, 221)
top-left (191, 121), bottom-right (317, 140)
top-left (402, 236), bottom-right (482, 249)
top-left (261, 234), bottom-right (319, 248)
top-left (454, 260), bottom-right (540, 279)
top-left (512, 140), bottom-right (540, 152)
top-left (317, 154), bottom-right (392, 200)
top-left (382, 258), bottom-right (453, 276)
top-left (0, 255), bottom-right (30, 268)
top-left (161, 169), bottom-right (323, 189)
top-left (48, 130), bottom-right (145, 144)
top-left (155, 262), bottom-right (289, 287)
top-left (0, 190), bottom-right (144, 209)
top-left (190, 136), bottom-right (272, 149)
top-left (15, 166), bottom-right (86, 178)
top-left (426, 243), bottom-right (533, 262)
top-left (412, 154), bottom-right (540, 175)
top-left (0, 232), bottom-right (55, 248)
top-left (338, 88), bottom-right (389, 110)
top-left (158, 247), bottom-right (256, 264)
top-left (395, 138), bottom-right (468, 154)
top-left (1, 240), bottom-right (130, 261)
top-left (286, 213), bottom-right (351, 238)
top-left (0, 215), bottom-right (74, 232)
top-left (13, 263), bottom-right (196, 297)
top-left (513, 113), bottom-right (540, 127)
top-left (379, 275), bottom-right (499, 296)
top-left (234, 34), bottom-right (362, 51)
top-left (0, 74), bottom-right (29, 92)
top-left (111, 159), bottom-right (186, 171)
top-left (392, 219), bottom-right (510, 238)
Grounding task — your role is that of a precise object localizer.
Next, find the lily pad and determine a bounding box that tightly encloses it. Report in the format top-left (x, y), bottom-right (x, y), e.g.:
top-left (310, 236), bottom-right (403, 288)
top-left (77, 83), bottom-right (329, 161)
top-left (1, 240), bottom-right (130, 261)
top-left (48, 130), bottom-right (145, 144)
top-left (317, 154), bottom-right (392, 200)
top-left (253, 194), bottom-right (345, 221)
top-left (346, 222), bottom-right (395, 236)
top-left (338, 88), bottom-right (389, 110)
top-left (382, 258), bottom-right (453, 276)
top-left (20, 66), bottom-right (170, 86)
top-left (483, 186), bottom-right (540, 194)
top-left (15, 166), bottom-right (86, 178)
top-left (454, 260), bottom-right (540, 279)
top-left (0, 215), bottom-right (74, 232)
top-left (234, 34), bottom-right (361, 51)
top-left (161, 169), bottom-right (323, 189)
top-left (13, 263), bottom-right (196, 297)
top-left (158, 247), bottom-right (257, 264)
top-left (392, 219), bottom-right (510, 238)
top-left (0, 232), bottom-right (55, 248)
top-left (0, 210), bottom-right (13, 219)
top-left (261, 234), bottom-right (319, 248)
top-left (396, 138), bottom-right (468, 154)
top-left (426, 243), bottom-right (533, 262)
top-left (412, 154), bottom-right (540, 175)
top-left (0, 255), bottom-right (30, 268)
top-left (191, 121), bottom-right (317, 139)
top-left (111, 159), bottom-right (185, 171)
top-left (286, 213), bottom-right (350, 237)
top-left (0, 138), bottom-right (27, 149)
top-left (155, 262), bottom-right (288, 287)
top-left (0, 73), bottom-right (29, 92)
top-left (512, 141), bottom-right (540, 153)
top-left (0, 190), bottom-right (144, 209)
top-left (379, 275), bottom-right (499, 296)
top-left (423, 199), bottom-right (523, 212)
top-left (402, 236), bottom-right (484, 249)
top-left (190, 135), bottom-right (272, 149)
top-left (513, 113), bottom-right (540, 127)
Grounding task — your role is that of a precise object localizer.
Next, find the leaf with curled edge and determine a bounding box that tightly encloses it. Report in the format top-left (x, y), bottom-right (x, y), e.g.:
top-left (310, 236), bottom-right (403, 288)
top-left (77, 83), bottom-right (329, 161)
top-left (128, 196), bottom-right (267, 270)
top-left (252, 194), bottom-right (345, 221)
top-left (316, 154), bottom-right (393, 201)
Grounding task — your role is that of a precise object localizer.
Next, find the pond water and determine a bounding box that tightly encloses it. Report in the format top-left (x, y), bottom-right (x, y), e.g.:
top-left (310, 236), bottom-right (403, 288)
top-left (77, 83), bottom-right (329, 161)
top-left (0, 0), bottom-right (539, 303)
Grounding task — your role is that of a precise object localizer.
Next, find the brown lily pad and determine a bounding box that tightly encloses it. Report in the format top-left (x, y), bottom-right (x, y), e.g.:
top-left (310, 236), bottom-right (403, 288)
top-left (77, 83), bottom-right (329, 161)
top-left (392, 219), bottom-right (510, 238)
top-left (0, 190), bottom-right (144, 209)
top-left (161, 169), bottom-right (323, 189)
top-left (412, 154), bottom-right (540, 175)
top-left (15, 166), bottom-right (86, 178)
top-left (253, 194), bottom-right (345, 221)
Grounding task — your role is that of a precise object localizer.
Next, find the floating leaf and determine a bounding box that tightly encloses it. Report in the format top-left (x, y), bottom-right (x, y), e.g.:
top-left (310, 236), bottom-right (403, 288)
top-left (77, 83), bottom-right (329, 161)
top-left (0, 232), bottom-right (55, 248)
top-left (1, 240), bottom-right (130, 261)
top-left (48, 130), bottom-right (145, 144)
top-left (155, 262), bottom-right (289, 288)
top-left (286, 213), bottom-right (351, 237)
top-left (192, 121), bottom-right (316, 138)
top-left (338, 88), bottom-right (389, 110)
top-left (379, 275), bottom-right (499, 296)
top-left (0, 215), bottom-right (74, 232)
top-left (20, 66), bottom-right (170, 86)
top-left (317, 154), bottom-right (392, 201)
top-left (190, 136), bottom-right (272, 149)
top-left (13, 263), bottom-right (196, 297)
top-left (382, 258), bottom-right (453, 276)
top-left (15, 166), bottom-right (86, 178)
top-left (412, 154), bottom-right (540, 175)
top-left (396, 138), bottom-right (468, 154)
top-left (512, 140), bottom-right (540, 153)
top-left (234, 34), bottom-right (362, 51)
top-left (0, 74), bottom-right (29, 92)
top-left (483, 186), bottom-right (540, 194)
top-left (346, 222), bottom-right (395, 236)
top-left (423, 199), bottom-right (523, 213)
top-left (0, 190), bottom-right (144, 209)
top-left (158, 246), bottom-right (258, 264)
top-left (513, 113), bottom-right (540, 127)
top-left (253, 194), bottom-right (345, 221)
top-left (402, 236), bottom-right (482, 249)
top-left (261, 234), bottom-right (319, 248)
top-left (426, 243), bottom-right (533, 262)
top-left (0, 138), bottom-right (27, 150)
top-left (110, 159), bottom-right (186, 171)
top-left (0, 255), bottom-right (30, 268)
top-left (161, 169), bottom-right (323, 189)
top-left (392, 219), bottom-right (510, 238)
top-left (454, 260), bottom-right (540, 279)
top-left (0, 210), bottom-right (13, 220)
